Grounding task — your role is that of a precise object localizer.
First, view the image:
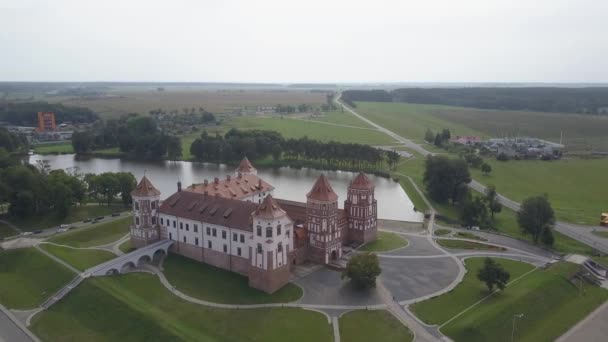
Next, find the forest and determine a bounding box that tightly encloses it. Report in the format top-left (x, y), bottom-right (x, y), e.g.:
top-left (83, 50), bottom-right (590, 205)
top-left (0, 101), bottom-right (98, 126)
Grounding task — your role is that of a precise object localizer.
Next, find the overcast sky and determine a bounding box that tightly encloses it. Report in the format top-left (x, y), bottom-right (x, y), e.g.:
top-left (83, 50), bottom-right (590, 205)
top-left (1, 0), bottom-right (607, 83)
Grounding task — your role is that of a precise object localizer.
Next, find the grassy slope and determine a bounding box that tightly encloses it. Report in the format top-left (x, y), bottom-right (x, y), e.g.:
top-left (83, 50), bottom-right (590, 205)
top-left (0, 222), bottom-right (18, 239)
top-left (339, 310), bottom-right (413, 342)
top-left (411, 258), bottom-right (535, 325)
top-left (359, 231), bottom-right (408, 252)
top-left (0, 248), bottom-right (74, 309)
top-left (31, 273), bottom-right (332, 342)
top-left (119, 239), bottom-right (134, 253)
top-left (49, 216), bottom-right (130, 248)
top-left (162, 254), bottom-right (302, 304)
top-left (9, 204), bottom-right (124, 231)
top-left (441, 262), bottom-right (608, 342)
top-left (39, 244), bottom-right (115, 271)
top-left (471, 158), bottom-right (608, 225)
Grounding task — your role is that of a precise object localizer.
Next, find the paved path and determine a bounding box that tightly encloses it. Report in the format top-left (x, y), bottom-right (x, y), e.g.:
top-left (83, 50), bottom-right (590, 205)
top-left (0, 304), bottom-right (38, 342)
top-left (557, 300), bottom-right (608, 342)
top-left (336, 94), bottom-right (608, 254)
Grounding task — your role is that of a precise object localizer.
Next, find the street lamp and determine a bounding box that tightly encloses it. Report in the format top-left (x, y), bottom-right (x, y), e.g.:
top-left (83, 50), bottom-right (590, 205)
top-left (511, 313), bottom-right (524, 342)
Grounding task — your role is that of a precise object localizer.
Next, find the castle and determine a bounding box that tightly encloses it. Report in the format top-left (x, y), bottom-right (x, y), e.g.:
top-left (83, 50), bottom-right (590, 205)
top-left (129, 157), bottom-right (378, 293)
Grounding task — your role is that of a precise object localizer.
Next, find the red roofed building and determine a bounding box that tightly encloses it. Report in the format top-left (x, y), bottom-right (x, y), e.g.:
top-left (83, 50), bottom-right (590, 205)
top-left (129, 158), bottom-right (378, 293)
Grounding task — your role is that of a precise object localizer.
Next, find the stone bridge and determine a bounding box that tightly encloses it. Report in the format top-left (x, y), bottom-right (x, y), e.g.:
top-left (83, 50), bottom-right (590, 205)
top-left (84, 239), bottom-right (174, 277)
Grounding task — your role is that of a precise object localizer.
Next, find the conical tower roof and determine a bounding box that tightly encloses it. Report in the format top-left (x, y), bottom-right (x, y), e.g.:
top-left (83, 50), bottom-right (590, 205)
top-left (236, 156), bottom-right (256, 174)
top-left (131, 175), bottom-right (161, 197)
top-left (350, 171), bottom-right (375, 190)
top-left (253, 194), bottom-right (287, 220)
top-left (307, 174), bottom-right (338, 201)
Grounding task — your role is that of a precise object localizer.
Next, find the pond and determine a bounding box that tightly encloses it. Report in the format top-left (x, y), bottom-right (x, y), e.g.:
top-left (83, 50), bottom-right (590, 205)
top-left (28, 154), bottom-right (423, 222)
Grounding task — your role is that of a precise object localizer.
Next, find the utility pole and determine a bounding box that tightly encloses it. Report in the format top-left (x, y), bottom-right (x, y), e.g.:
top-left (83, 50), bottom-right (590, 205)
top-left (511, 313), bottom-right (524, 342)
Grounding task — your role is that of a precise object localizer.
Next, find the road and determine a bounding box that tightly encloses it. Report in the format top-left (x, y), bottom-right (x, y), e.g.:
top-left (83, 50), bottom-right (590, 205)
top-left (0, 305), bottom-right (37, 342)
top-left (336, 94), bottom-right (608, 255)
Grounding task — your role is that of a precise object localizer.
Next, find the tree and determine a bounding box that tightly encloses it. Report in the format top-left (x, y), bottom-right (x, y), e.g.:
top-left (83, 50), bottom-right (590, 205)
top-left (517, 195), bottom-right (555, 244)
top-left (434, 133), bottom-right (443, 147)
top-left (441, 128), bottom-right (451, 141)
top-left (460, 194), bottom-right (489, 228)
top-left (167, 136), bottom-right (182, 161)
top-left (424, 128), bottom-right (434, 143)
top-left (477, 258), bottom-right (511, 292)
top-left (424, 156), bottom-right (471, 204)
top-left (481, 163), bottom-right (492, 175)
top-left (496, 152), bottom-right (509, 161)
top-left (484, 185), bottom-right (502, 221)
top-left (342, 252), bottom-right (382, 289)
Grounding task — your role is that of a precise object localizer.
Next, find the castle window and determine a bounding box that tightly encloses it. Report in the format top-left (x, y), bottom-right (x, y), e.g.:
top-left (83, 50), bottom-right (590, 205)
top-left (169, 233), bottom-right (172, 240)
top-left (173, 220), bottom-right (176, 228)
top-left (183, 236), bottom-right (186, 243)
top-left (208, 240), bottom-right (212, 249)
top-left (223, 244), bottom-right (227, 253)
top-left (240, 234), bottom-right (245, 243)
top-left (151, 201), bottom-right (156, 209)
top-left (266, 227), bottom-right (272, 238)
top-left (135, 202), bottom-right (139, 210)
top-left (180, 222), bottom-right (183, 230)
top-left (135, 217), bottom-right (140, 225)
top-left (152, 217), bottom-right (156, 224)
top-left (194, 224), bottom-right (198, 233)
top-left (195, 237), bottom-right (199, 246)
top-left (256, 226), bottom-right (262, 236)
top-left (212, 228), bottom-right (217, 237)
top-left (286, 230), bottom-right (290, 238)
top-left (257, 243), bottom-right (262, 253)
top-left (186, 224), bottom-right (189, 231)
top-left (277, 242), bottom-right (283, 252)
top-left (206, 227), bottom-right (211, 235)
top-left (277, 225), bottom-right (282, 235)
top-left (233, 233), bottom-right (238, 241)
top-left (160, 218), bottom-right (164, 225)
top-left (237, 247), bottom-right (242, 256)
top-left (222, 231), bottom-right (227, 239)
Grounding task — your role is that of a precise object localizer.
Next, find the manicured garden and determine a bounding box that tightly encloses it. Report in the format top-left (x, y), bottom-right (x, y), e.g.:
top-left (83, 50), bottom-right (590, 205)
top-left (162, 254), bottom-right (302, 304)
top-left (411, 257), bottom-right (535, 325)
top-left (0, 248), bottom-right (74, 309)
top-left (440, 262), bottom-right (608, 342)
top-left (437, 239), bottom-right (506, 251)
top-left (49, 216), bottom-right (131, 248)
top-left (9, 204), bottom-right (125, 231)
top-left (339, 309), bottom-right (413, 342)
top-left (39, 244), bottom-right (116, 271)
top-left (359, 231), bottom-right (408, 252)
top-left (31, 273), bottom-right (332, 342)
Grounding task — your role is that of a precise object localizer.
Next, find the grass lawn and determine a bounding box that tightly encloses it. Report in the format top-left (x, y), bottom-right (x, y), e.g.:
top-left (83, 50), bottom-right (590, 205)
top-left (39, 244), bottom-right (115, 271)
top-left (441, 262), bottom-right (608, 342)
top-left (411, 258), bottom-right (536, 325)
top-left (470, 158), bottom-right (608, 225)
top-left (592, 230), bottom-right (608, 238)
top-left (299, 110), bottom-right (375, 128)
top-left (225, 115), bottom-right (395, 145)
top-left (359, 231), bottom-right (408, 252)
top-left (0, 222), bottom-right (18, 239)
top-left (31, 273), bottom-right (332, 342)
top-left (434, 228), bottom-right (452, 236)
top-left (162, 254), bottom-right (302, 304)
top-left (0, 248), bottom-right (74, 309)
top-left (33, 142), bottom-right (74, 154)
top-left (119, 239), bottom-right (134, 253)
top-left (454, 232), bottom-right (488, 241)
top-left (48, 216), bottom-right (131, 248)
top-left (339, 309), bottom-right (413, 342)
top-left (9, 204), bottom-right (125, 231)
top-left (396, 176), bottom-right (429, 213)
top-left (437, 239), bottom-right (506, 251)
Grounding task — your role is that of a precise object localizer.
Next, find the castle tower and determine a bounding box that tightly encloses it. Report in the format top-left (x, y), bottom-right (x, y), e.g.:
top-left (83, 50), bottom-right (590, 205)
top-left (130, 175), bottom-right (161, 248)
top-left (235, 156), bottom-right (257, 176)
top-left (306, 174), bottom-right (342, 264)
top-left (249, 195), bottom-right (293, 293)
top-left (344, 172), bottom-right (377, 245)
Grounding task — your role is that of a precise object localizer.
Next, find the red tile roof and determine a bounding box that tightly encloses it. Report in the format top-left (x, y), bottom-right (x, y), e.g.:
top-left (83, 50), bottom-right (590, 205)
top-left (186, 174), bottom-right (274, 200)
top-left (131, 176), bottom-right (161, 197)
top-left (158, 191), bottom-right (258, 232)
top-left (236, 156), bottom-right (257, 174)
top-left (253, 195), bottom-right (287, 220)
top-left (349, 172), bottom-right (375, 190)
top-left (306, 174), bottom-right (338, 201)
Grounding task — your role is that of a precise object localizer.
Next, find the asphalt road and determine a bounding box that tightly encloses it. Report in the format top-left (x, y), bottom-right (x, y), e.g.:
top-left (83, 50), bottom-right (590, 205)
top-left (336, 94), bottom-right (608, 255)
top-left (0, 306), bottom-right (35, 342)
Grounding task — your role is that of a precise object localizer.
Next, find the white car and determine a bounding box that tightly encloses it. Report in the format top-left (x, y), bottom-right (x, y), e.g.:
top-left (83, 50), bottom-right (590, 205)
top-left (57, 228), bottom-right (68, 233)
top-left (60, 224), bottom-right (71, 229)
top-left (21, 231), bottom-right (33, 236)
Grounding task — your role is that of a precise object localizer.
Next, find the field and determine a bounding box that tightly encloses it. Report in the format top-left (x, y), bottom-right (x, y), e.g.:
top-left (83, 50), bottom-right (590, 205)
top-left (162, 254), bottom-right (302, 304)
top-left (293, 110), bottom-right (375, 129)
top-left (39, 244), bottom-right (116, 271)
top-left (9, 204), bottom-right (124, 231)
top-left (437, 239), bottom-right (506, 251)
top-left (0, 248), bottom-right (74, 309)
top-left (359, 231), bottom-right (408, 252)
top-left (470, 158), bottom-right (608, 225)
top-left (411, 258), bottom-right (535, 325)
top-left (0, 222), bottom-right (18, 239)
top-left (31, 273), bottom-right (333, 342)
top-left (43, 88), bottom-right (327, 119)
top-left (32, 141), bottom-right (74, 154)
top-left (339, 310), bottom-right (413, 342)
top-left (440, 262), bottom-right (608, 342)
top-left (48, 216), bottom-right (130, 248)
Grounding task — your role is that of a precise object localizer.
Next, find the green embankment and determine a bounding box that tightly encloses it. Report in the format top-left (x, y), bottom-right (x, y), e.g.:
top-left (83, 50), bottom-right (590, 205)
top-left (339, 310), bottom-right (413, 342)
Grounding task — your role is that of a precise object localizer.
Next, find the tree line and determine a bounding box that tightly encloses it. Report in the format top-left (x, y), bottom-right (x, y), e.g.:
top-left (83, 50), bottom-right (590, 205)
top-left (341, 88), bottom-right (608, 115)
top-left (0, 101), bottom-right (98, 126)
top-left (190, 128), bottom-right (400, 172)
top-left (72, 114), bottom-right (182, 160)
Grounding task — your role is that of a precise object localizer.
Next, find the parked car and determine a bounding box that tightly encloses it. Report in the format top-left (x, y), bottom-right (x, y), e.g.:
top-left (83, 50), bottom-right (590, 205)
top-left (83, 218), bottom-right (92, 223)
top-left (57, 228), bottom-right (68, 233)
top-left (60, 224), bottom-right (71, 229)
top-left (95, 216), bottom-right (104, 220)
top-left (33, 230), bottom-right (43, 234)
top-left (111, 212), bottom-right (121, 217)
top-left (21, 231), bottom-right (33, 236)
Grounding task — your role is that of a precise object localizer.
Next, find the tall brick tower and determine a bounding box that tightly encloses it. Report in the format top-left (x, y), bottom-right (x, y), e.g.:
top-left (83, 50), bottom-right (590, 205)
top-left (130, 175), bottom-right (161, 248)
top-left (344, 172), bottom-right (377, 245)
top-left (306, 174), bottom-right (342, 264)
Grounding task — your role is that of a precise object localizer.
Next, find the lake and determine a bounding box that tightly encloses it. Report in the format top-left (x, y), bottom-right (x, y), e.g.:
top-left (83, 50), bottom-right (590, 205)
top-left (28, 154), bottom-right (423, 222)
